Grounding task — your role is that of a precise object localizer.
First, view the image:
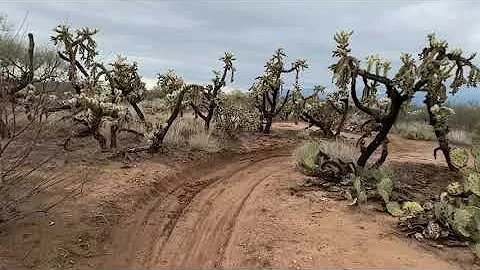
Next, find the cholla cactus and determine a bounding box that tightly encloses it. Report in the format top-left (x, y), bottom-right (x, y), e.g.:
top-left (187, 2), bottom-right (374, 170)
top-left (147, 69), bottom-right (192, 152)
top-left (250, 48), bottom-right (308, 133)
top-left (214, 91), bottom-right (260, 136)
top-left (300, 90), bottom-right (348, 138)
top-left (53, 25), bottom-right (144, 150)
top-left (109, 55), bottom-right (146, 105)
top-left (329, 30), bottom-right (480, 170)
top-left (189, 52), bottom-right (236, 131)
top-left (51, 25), bottom-right (98, 92)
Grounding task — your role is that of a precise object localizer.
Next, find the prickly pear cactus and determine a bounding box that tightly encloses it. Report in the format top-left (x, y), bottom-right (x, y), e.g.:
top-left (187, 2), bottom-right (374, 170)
top-left (386, 201), bottom-right (404, 217)
top-left (451, 148), bottom-right (469, 169)
top-left (467, 194), bottom-right (480, 207)
top-left (447, 181), bottom-right (464, 196)
top-left (465, 171), bottom-right (480, 196)
top-left (451, 206), bottom-right (480, 239)
top-left (353, 176), bottom-right (367, 204)
top-left (402, 201), bottom-right (424, 214)
top-left (472, 147), bottom-right (480, 172)
top-left (434, 200), bottom-right (455, 228)
top-left (377, 177), bottom-right (393, 203)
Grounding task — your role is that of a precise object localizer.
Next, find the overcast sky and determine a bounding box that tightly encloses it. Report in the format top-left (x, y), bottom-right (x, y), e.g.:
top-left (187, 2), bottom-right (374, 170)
top-left (2, 0), bottom-right (480, 94)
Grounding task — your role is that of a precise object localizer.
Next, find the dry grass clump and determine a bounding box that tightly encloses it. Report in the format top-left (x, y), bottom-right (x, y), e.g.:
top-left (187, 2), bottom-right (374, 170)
top-left (393, 122), bottom-right (472, 145)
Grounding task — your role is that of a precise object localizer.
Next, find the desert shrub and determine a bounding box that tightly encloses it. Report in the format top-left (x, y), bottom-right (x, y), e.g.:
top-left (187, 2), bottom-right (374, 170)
top-left (448, 130), bottom-right (472, 145)
top-left (143, 88), bottom-right (162, 100)
top-left (140, 98), bottom-right (168, 115)
top-left (213, 90), bottom-right (260, 137)
top-left (393, 122), bottom-right (437, 141)
top-left (164, 117), bottom-right (203, 145)
top-left (393, 121), bottom-right (472, 145)
top-left (159, 116), bottom-right (215, 150)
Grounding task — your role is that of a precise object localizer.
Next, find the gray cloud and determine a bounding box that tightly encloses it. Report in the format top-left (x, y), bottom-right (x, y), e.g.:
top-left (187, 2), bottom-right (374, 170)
top-left (2, 1), bottom-right (480, 91)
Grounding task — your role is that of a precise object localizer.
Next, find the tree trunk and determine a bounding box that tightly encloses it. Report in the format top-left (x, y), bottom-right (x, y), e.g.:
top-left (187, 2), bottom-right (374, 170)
top-left (0, 118), bottom-right (9, 139)
top-left (357, 122), bottom-right (391, 167)
top-left (130, 101), bottom-right (145, 122)
top-left (205, 115), bottom-right (211, 131)
top-left (150, 88), bottom-right (187, 152)
top-left (263, 115), bottom-right (273, 133)
top-left (334, 98), bottom-right (348, 136)
top-left (110, 124), bottom-right (118, 148)
top-left (357, 99), bottom-right (402, 167)
top-left (425, 95), bottom-right (458, 171)
top-left (93, 130), bottom-right (107, 150)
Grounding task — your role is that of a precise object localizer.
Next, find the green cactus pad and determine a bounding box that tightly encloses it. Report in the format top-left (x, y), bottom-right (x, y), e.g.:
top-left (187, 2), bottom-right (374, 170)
top-left (386, 201), bottom-right (405, 217)
top-left (447, 181), bottom-right (464, 196)
top-left (377, 177), bottom-right (393, 203)
top-left (451, 148), bottom-right (469, 169)
top-left (472, 147), bottom-right (480, 173)
top-left (464, 172), bottom-right (480, 196)
top-left (402, 201), bottom-right (424, 214)
top-left (468, 242), bottom-right (480, 259)
top-left (353, 176), bottom-right (367, 203)
top-left (467, 194), bottom-right (480, 207)
top-left (452, 206), bottom-right (480, 240)
top-left (434, 201), bottom-right (456, 227)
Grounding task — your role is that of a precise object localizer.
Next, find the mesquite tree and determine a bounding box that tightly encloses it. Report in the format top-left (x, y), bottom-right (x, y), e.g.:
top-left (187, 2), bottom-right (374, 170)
top-left (190, 52), bottom-right (235, 130)
top-left (331, 30), bottom-right (480, 170)
top-left (250, 48), bottom-right (308, 133)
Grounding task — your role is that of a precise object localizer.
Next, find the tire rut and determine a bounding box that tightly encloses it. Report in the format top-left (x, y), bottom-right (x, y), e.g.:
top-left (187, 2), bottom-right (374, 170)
top-left (100, 147), bottom-right (293, 268)
top-left (150, 156), bottom-right (290, 267)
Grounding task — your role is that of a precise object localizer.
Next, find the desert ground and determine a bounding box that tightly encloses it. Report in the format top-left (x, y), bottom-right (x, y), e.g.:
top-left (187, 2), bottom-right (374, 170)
top-left (0, 120), bottom-right (477, 269)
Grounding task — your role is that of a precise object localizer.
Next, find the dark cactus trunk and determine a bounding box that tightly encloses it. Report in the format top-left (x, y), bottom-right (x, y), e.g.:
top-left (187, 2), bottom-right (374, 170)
top-left (425, 95), bottom-right (458, 171)
top-left (263, 115), bottom-right (273, 133)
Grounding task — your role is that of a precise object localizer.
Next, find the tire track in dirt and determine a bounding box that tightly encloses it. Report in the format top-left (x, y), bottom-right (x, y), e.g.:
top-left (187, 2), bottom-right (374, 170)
top-left (149, 156), bottom-right (290, 267)
top-left (99, 147), bottom-right (293, 268)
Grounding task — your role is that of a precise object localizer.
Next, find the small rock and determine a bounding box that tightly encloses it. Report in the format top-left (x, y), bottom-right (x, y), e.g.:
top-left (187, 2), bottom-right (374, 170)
top-left (423, 201), bottom-right (434, 211)
top-left (424, 221), bottom-right (441, 240)
top-left (49, 221), bottom-right (55, 226)
top-left (328, 186), bottom-right (342, 192)
top-left (340, 178), bottom-right (352, 185)
top-left (414, 232), bottom-right (424, 241)
top-left (322, 182), bottom-right (334, 188)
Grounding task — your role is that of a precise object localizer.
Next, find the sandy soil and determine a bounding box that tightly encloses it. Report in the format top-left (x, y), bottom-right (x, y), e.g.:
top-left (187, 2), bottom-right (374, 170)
top-left (0, 123), bottom-right (478, 268)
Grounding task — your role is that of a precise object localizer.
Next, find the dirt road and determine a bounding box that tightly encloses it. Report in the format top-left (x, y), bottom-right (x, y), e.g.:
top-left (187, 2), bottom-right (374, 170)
top-left (92, 142), bottom-right (463, 268)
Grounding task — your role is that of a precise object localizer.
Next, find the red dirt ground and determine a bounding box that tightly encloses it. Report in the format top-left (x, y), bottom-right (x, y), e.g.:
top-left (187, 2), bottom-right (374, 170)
top-left (0, 123), bottom-right (478, 268)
